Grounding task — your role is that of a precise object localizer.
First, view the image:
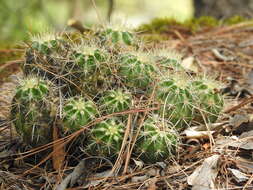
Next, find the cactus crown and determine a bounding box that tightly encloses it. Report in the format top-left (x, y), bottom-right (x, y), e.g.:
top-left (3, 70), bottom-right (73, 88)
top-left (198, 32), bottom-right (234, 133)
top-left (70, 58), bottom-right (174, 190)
top-left (118, 51), bottom-right (156, 89)
top-left (98, 21), bottom-right (135, 46)
top-left (16, 77), bottom-right (49, 101)
top-left (154, 49), bottom-right (182, 66)
top-left (100, 89), bottom-right (132, 114)
top-left (63, 97), bottom-right (98, 132)
top-left (136, 115), bottom-right (179, 163)
top-left (87, 117), bottom-right (125, 157)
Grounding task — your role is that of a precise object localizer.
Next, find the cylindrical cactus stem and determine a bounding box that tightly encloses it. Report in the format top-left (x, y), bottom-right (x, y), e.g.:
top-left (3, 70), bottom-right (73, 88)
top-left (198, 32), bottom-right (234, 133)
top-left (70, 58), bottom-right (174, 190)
top-left (153, 49), bottom-right (183, 72)
top-left (156, 74), bottom-right (194, 128)
top-left (191, 77), bottom-right (224, 123)
top-left (25, 34), bottom-right (67, 70)
top-left (118, 52), bottom-right (156, 89)
top-left (63, 44), bottom-right (110, 96)
top-left (100, 26), bottom-right (135, 46)
top-left (135, 115), bottom-right (179, 163)
top-left (11, 77), bottom-right (58, 147)
top-left (62, 97), bottom-right (98, 132)
top-left (99, 89), bottom-right (132, 114)
top-left (86, 117), bottom-right (125, 158)
top-left (69, 45), bottom-right (107, 76)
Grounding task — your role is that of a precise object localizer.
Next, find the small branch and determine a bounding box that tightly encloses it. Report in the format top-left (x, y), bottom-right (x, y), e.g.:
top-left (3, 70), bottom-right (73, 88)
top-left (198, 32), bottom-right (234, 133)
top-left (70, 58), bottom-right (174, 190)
top-left (224, 95), bottom-right (253, 113)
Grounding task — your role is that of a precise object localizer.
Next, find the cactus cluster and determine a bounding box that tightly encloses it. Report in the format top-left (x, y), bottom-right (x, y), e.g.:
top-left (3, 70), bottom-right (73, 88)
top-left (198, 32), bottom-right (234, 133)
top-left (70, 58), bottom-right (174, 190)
top-left (10, 23), bottom-right (224, 163)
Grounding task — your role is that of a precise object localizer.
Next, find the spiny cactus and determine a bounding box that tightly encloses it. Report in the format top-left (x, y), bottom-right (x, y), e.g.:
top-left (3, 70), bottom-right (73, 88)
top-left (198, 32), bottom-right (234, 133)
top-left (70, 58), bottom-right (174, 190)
top-left (118, 52), bottom-right (156, 89)
top-left (98, 22), bottom-right (135, 46)
top-left (15, 77), bottom-right (49, 101)
top-left (25, 35), bottom-right (112, 96)
top-left (191, 77), bottom-right (224, 123)
top-left (86, 117), bottom-right (125, 158)
top-left (11, 77), bottom-right (57, 147)
top-left (156, 74), bottom-right (194, 128)
top-left (99, 89), bottom-right (132, 114)
top-left (63, 44), bottom-right (110, 95)
top-left (135, 115), bottom-right (178, 163)
top-left (103, 28), bottom-right (134, 45)
top-left (25, 34), bottom-right (68, 73)
top-left (154, 49), bottom-right (183, 72)
top-left (63, 97), bottom-right (98, 132)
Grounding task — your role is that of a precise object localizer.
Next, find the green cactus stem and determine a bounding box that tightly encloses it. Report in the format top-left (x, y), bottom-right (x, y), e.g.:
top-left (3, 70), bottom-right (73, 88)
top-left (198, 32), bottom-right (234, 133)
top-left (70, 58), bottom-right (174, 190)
top-left (101, 28), bottom-right (134, 46)
top-left (11, 77), bottom-right (57, 147)
top-left (135, 115), bottom-right (178, 163)
top-left (118, 53), bottom-right (156, 89)
top-left (63, 97), bottom-right (98, 132)
top-left (156, 74), bottom-right (194, 128)
top-left (154, 49), bottom-right (183, 72)
top-left (99, 89), bottom-right (132, 114)
top-left (191, 77), bottom-right (224, 123)
top-left (24, 35), bottom-right (69, 85)
top-left (86, 117), bottom-right (125, 158)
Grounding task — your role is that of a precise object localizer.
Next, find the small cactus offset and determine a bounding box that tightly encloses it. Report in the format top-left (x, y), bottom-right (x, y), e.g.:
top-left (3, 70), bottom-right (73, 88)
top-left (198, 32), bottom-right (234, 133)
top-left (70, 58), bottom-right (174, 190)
top-left (63, 97), bottom-right (98, 132)
top-left (135, 115), bottom-right (179, 163)
top-left (11, 77), bottom-right (57, 147)
top-left (14, 77), bottom-right (49, 101)
top-left (191, 77), bottom-right (224, 123)
top-left (64, 44), bottom-right (110, 95)
top-left (156, 74), bottom-right (194, 128)
top-left (99, 23), bottom-right (135, 46)
top-left (118, 52), bottom-right (156, 89)
top-left (86, 117), bottom-right (125, 158)
top-left (154, 49), bottom-right (183, 72)
top-left (24, 34), bottom-right (68, 76)
top-left (99, 89), bottom-right (132, 114)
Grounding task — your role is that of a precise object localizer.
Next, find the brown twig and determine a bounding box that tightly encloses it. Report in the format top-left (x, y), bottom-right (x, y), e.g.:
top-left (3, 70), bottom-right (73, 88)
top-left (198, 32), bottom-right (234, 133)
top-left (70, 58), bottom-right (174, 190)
top-left (224, 95), bottom-right (253, 113)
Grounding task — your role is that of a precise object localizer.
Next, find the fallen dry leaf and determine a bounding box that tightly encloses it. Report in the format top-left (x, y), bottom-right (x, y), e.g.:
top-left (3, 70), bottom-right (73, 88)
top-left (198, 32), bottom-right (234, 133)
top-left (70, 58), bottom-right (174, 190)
top-left (187, 154), bottom-right (220, 190)
top-left (228, 168), bottom-right (248, 183)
